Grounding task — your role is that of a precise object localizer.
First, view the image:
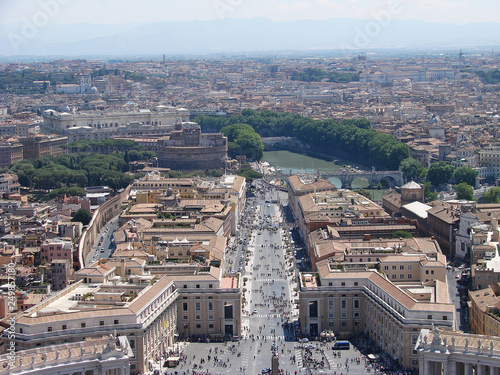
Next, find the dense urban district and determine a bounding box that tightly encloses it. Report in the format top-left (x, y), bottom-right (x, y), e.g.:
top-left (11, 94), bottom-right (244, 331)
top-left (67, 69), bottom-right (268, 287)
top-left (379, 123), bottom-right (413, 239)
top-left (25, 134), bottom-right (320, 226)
top-left (1, 52), bottom-right (500, 375)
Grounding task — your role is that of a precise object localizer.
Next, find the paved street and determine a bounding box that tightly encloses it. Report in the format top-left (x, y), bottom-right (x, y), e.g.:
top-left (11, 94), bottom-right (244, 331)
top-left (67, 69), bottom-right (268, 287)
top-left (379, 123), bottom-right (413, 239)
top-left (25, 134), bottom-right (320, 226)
top-left (145, 182), bottom-right (386, 375)
top-left (85, 214), bottom-right (119, 265)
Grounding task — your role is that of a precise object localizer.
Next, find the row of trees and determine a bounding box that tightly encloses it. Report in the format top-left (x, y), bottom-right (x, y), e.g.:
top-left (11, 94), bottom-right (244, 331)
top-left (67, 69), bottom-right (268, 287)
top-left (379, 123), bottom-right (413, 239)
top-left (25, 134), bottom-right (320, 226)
top-left (196, 109), bottom-right (409, 169)
top-left (8, 152), bottom-right (136, 191)
top-left (399, 157), bottom-right (483, 202)
top-left (64, 139), bottom-right (155, 161)
top-left (400, 159), bottom-right (478, 187)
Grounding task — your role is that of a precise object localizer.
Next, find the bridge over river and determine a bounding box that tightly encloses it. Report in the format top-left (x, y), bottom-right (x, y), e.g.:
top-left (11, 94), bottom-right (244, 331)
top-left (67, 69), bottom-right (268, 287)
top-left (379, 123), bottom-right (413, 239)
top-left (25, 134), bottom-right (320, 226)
top-left (274, 168), bottom-right (403, 188)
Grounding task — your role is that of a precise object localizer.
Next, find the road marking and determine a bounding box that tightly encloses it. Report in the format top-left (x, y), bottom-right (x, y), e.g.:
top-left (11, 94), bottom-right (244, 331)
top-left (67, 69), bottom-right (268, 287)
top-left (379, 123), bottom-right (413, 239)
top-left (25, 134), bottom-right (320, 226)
top-left (295, 347), bottom-right (304, 367)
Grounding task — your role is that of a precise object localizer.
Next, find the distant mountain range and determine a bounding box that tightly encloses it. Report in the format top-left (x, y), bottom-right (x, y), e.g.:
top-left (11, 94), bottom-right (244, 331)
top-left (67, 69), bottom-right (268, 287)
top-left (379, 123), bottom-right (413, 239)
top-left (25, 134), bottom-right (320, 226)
top-left (1, 17), bottom-right (499, 57)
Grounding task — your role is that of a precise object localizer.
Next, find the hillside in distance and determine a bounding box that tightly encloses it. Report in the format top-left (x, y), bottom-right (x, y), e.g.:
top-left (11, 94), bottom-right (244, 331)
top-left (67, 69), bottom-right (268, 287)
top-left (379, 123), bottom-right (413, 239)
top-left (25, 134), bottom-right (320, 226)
top-left (1, 17), bottom-right (500, 57)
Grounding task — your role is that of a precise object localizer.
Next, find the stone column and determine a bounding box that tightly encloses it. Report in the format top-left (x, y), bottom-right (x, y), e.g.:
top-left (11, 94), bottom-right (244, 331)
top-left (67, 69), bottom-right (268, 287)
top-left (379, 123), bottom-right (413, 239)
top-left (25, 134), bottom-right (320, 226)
top-left (419, 358), bottom-right (426, 375)
top-left (478, 364), bottom-right (484, 375)
top-left (464, 363), bottom-right (471, 375)
top-left (447, 360), bottom-right (457, 375)
top-left (424, 359), bottom-right (431, 375)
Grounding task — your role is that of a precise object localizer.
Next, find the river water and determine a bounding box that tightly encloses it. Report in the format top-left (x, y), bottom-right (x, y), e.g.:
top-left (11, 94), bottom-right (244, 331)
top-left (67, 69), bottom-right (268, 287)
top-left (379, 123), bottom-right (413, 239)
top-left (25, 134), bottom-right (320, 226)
top-left (262, 150), bottom-right (389, 201)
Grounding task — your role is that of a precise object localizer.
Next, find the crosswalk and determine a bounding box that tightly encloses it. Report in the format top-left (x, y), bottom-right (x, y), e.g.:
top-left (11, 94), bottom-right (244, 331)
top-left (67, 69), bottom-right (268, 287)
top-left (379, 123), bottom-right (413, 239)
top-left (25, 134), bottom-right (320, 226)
top-left (251, 314), bottom-right (283, 318)
top-left (240, 349), bottom-right (250, 370)
top-left (295, 347), bottom-right (304, 368)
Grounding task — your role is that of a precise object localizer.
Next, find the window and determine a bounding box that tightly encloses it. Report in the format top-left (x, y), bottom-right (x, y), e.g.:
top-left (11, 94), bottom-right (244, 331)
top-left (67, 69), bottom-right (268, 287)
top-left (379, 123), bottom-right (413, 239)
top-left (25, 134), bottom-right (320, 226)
top-left (400, 265), bottom-right (405, 270)
top-left (81, 323), bottom-right (86, 328)
top-left (354, 312), bottom-right (360, 318)
top-left (425, 270), bottom-right (429, 275)
top-left (443, 316), bottom-right (448, 320)
top-left (341, 299), bottom-right (347, 309)
top-left (130, 340), bottom-right (135, 349)
top-left (408, 274), bottom-right (412, 279)
top-left (195, 315), bottom-right (201, 320)
top-left (100, 321), bottom-right (104, 326)
top-left (328, 282), bottom-right (332, 286)
top-left (208, 301), bottom-right (214, 311)
top-left (48, 327), bottom-right (52, 332)
top-left (183, 284), bottom-right (187, 288)
top-left (209, 323), bottom-right (214, 329)
top-left (195, 302), bottom-right (201, 311)
top-left (384, 265), bottom-right (389, 270)
top-left (196, 324), bottom-right (201, 329)
top-left (341, 321), bottom-right (347, 327)
top-left (328, 313), bottom-right (334, 318)
top-left (392, 265), bottom-right (397, 270)
top-left (341, 312), bottom-right (347, 318)
top-left (341, 282), bottom-right (345, 286)
top-left (196, 284), bottom-right (200, 289)
top-left (224, 304), bottom-right (234, 319)
top-left (431, 270), bottom-right (434, 275)
top-left (209, 284), bottom-right (213, 288)
top-left (183, 315), bottom-right (188, 320)
top-left (400, 274), bottom-right (405, 279)
top-left (114, 320), bottom-right (119, 325)
top-left (392, 274), bottom-right (397, 279)
top-left (62, 325), bottom-right (67, 330)
top-left (412, 335), bottom-right (418, 345)
top-left (354, 282), bottom-right (358, 286)
top-left (208, 314), bottom-right (214, 320)
top-left (408, 265), bottom-right (412, 270)
top-left (427, 315), bottom-right (432, 320)
top-left (309, 301), bottom-right (319, 318)
top-left (183, 302), bottom-right (188, 311)
top-left (354, 299), bottom-right (359, 309)
top-left (19, 328), bottom-right (23, 333)
top-left (328, 300), bottom-right (334, 309)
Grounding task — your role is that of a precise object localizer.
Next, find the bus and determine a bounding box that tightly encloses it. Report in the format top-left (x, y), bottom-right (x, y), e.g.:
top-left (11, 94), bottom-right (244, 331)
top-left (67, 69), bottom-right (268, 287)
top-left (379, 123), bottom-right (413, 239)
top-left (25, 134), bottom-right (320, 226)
top-left (165, 357), bottom-right (180, 367)
top-left (332, 341), bottom-right (350, 350)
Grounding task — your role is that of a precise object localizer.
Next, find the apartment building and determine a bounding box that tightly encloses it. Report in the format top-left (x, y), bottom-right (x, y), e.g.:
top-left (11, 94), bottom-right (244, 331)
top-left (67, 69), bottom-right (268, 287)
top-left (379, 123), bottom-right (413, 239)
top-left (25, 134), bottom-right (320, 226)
top-left (468, 283), bottom-right (500, 336)
top-left (0, 173), bottom-right (21, 196)
top-left (0, 143), bottom-right (23, 168)
top-left (19, 135), bottom-right (68, 159)
top-left (287, 174), bottom-right (337, 223)
top-left (478, 148), bottom-right (500, 183)
top-left (299, 257), bottom-right (454, 369)
top-left (40, 239), bottom-right (73, 264)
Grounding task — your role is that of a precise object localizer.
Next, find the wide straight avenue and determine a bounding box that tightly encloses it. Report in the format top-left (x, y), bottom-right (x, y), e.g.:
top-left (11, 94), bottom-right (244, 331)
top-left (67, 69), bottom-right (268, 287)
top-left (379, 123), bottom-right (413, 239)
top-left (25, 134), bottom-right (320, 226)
top-left (165, 182), bottom-right (377, 375)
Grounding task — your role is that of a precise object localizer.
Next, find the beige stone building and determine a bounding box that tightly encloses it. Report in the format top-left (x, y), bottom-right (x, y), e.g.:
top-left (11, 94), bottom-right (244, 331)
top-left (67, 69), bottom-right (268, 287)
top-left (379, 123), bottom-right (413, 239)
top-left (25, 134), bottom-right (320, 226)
top-left (9, 275), bottom-right (177, 375)
top-left (1, 335), bottom-right (133, 375)
top-left (173, 268), bottom-right (241, 339)
top-left (299, 256), bottom-right (454, 369)
top-left (417, 327), bottom-right (500, 375)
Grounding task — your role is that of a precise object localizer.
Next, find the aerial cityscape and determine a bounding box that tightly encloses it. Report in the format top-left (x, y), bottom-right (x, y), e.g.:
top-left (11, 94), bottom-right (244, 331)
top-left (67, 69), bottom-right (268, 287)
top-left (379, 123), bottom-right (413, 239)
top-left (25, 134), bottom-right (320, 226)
top-left (1, 1), bottom-right (500, 375)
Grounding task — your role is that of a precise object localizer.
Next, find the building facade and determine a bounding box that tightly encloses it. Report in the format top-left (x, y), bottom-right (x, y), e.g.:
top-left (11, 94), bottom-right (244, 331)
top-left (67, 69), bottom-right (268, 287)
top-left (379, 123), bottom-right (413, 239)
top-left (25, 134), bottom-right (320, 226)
top-left (157, 121), bottom-right (228, 170)
top-left (299, 262), bottom-right (454, 369)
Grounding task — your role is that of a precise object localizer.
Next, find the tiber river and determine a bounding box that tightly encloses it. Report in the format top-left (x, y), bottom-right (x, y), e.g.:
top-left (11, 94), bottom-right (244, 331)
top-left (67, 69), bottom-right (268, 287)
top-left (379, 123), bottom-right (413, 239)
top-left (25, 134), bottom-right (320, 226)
top-left (262, 150), bottom-right (389, 201)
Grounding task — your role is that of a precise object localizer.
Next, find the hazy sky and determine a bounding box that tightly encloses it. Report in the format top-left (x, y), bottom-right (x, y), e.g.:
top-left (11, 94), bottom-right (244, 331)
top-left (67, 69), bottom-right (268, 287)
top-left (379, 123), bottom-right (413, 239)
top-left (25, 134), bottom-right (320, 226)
top-left (1, 0), bottom-right (499, 27)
